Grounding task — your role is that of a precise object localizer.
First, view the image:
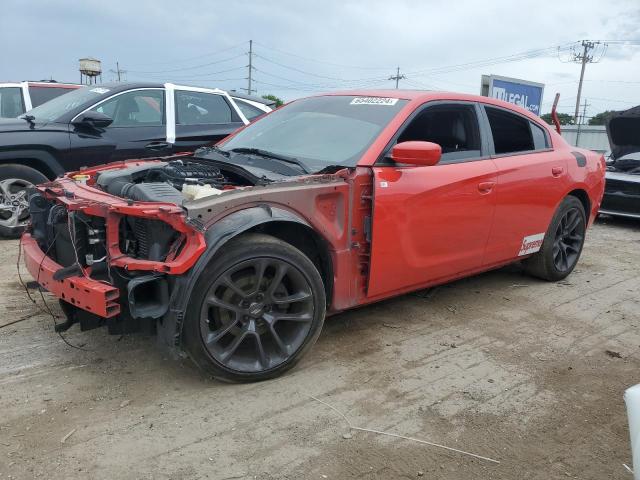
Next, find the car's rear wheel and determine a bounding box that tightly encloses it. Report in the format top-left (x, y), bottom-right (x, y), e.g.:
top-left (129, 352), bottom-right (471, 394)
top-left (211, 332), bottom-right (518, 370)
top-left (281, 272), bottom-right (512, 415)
top-left (182, 233), bottom-right (326, 382)
top-left (523, 196), bottom-right (586, 281)
top-left (0, 165), bottom-right (48, 238)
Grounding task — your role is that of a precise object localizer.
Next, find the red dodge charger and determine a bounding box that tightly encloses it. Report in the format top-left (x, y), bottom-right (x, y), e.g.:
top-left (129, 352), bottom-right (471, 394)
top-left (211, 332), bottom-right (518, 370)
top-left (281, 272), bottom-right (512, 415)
top-left (22, 90), bottom-right (605, 381)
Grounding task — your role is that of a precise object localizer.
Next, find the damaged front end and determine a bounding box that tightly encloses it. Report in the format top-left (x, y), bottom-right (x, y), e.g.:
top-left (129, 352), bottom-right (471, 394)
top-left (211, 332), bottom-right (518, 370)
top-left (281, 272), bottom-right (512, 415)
top-left (24, 160), bottom-right (211, 335)
top-left (22, 155), bottom-right (268, 335)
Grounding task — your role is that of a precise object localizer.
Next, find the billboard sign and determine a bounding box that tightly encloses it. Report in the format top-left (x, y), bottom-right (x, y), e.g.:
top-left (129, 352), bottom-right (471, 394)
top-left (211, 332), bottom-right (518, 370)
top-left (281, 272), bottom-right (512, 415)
top-left (480, 75), bottom-right (545, 116)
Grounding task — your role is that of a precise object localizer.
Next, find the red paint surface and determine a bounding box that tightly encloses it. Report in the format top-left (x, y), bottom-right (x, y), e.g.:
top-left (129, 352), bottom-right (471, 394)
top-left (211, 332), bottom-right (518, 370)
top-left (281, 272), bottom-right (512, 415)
top-left (22, 234), bottom-right (120, 318)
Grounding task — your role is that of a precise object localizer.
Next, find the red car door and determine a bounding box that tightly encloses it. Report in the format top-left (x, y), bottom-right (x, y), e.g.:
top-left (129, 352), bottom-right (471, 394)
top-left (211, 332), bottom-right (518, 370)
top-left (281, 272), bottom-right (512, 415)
top-left (480, 105), bottom-right (570, 266)
top-left (367, 102), bottom-right (498, 299)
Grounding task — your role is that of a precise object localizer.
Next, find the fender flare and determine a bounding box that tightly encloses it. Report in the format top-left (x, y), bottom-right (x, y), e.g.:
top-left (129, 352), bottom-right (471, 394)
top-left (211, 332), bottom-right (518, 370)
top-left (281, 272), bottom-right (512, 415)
top-left (163, 205), bottom-right (315, 347)
top-left (0, 149), bottom-right (65, 179)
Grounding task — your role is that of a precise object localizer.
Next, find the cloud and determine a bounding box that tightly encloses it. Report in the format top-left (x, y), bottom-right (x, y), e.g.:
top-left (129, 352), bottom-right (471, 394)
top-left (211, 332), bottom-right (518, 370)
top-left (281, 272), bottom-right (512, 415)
top-left (1, 0), bottom-right (638, 114)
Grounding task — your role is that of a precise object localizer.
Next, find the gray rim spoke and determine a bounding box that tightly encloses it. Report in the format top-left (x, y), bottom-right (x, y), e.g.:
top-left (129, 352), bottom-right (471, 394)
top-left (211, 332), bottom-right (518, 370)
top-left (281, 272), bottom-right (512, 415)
top-left (252, 333), bottom-right (269, 368)
top-left (269, 325), bottom-right (290, 356)
top-left (249, 259), bottom-right (268, 295)
top-left (205, 320), bottom-right (238, 344)
top-left (220, 331), bottom-right (249, 362)
top-left (272, 312), bottom-right (312, 323)
top-left (272, 290), bottom-right (311, 305)
top-left (207, 295), bottom-right (244, 314)
top-left (220, 275), bottom-right (247, 298)
top-left (266, 263), bottom-right (288, 298)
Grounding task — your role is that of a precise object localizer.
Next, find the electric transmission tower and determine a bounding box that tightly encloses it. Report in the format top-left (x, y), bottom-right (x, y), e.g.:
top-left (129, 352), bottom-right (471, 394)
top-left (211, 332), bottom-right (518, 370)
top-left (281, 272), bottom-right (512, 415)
top-left (389, 67), bottom-right (405, 89)
top-left (245, 40), bottom-right (256, 94)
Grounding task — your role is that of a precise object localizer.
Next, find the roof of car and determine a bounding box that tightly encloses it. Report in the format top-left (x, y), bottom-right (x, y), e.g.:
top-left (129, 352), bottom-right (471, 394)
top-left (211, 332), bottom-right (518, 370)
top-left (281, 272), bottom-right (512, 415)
top-left (27, 81), bottom-right (81, 88)
top-left (319, 89), bottom-right (543, 122)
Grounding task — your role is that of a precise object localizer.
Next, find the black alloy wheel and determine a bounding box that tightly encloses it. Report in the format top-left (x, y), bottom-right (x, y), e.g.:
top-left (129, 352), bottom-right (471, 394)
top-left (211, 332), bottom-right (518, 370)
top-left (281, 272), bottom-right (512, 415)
top-left (523, 195), bottom-right (586, 281)
top-left (183, 233), bottom-right (326, 382)
top-left (552, 207), bottom-right (585, 272)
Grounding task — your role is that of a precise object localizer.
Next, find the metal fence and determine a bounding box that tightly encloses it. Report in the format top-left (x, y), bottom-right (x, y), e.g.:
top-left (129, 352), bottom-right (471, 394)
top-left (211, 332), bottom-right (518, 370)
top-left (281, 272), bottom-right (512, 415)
top-left (559, 125), bottom-right (611, 156)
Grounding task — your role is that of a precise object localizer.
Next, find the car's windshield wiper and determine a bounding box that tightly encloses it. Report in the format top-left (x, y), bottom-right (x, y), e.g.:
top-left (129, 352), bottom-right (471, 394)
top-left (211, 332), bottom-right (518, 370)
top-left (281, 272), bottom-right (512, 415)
top-left (21, 114), bottom-right (36, 126)
top-left (205, 145), bottom-right (230, 157)
top-left (229, 147), bottom-right (309, 174)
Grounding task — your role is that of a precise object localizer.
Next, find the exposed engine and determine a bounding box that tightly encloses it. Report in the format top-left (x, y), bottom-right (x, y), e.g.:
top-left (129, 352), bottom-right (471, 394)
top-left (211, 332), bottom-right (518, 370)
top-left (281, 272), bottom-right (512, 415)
top-left (95, 159), bottom-right (253, 203)
top-left (85, 159), bottom-right (253, 262)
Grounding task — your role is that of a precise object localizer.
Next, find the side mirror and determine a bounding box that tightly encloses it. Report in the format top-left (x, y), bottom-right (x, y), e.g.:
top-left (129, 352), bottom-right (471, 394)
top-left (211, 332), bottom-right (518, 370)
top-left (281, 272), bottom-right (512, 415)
top-left (72, 111), bottom-right (113, 129)
top-left (391, 141), bottom-right (442, 166)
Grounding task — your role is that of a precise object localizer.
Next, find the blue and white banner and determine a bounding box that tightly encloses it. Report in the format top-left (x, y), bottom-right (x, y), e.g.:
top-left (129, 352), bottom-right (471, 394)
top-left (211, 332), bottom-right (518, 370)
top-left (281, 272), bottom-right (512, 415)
top-left (489, 78), bottom-right (544, 116)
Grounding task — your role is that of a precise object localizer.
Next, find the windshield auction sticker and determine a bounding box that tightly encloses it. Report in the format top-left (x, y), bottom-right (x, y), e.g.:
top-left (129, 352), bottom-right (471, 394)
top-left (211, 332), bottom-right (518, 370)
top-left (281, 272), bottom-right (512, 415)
top-left (90, 88), bottom-right (110, 94)
top-left (350, 97), bottom-right (399, 106)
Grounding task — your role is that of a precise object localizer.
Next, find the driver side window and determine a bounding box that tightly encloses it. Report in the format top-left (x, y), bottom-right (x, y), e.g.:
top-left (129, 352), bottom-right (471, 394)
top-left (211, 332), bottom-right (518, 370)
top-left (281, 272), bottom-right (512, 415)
top-left (90, 89), bottom-right (165, 127)
top-left (394, 103), bottom-right (482, 164)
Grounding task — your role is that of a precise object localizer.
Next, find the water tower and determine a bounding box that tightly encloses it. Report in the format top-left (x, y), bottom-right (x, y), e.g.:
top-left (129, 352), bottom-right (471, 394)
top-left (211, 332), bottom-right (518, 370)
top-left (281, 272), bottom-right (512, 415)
top-left (79, 57), bottom-right (102, 85)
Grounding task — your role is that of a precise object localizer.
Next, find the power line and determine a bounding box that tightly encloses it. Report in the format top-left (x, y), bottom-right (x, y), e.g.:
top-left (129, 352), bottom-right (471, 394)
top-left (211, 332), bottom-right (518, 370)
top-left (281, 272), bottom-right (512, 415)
top-left (132, 65), bottom-right (246, 80)
top-left (252, 41), bottom-right (392, 71)
top-left (253, 53), bottom-right (386, 83)
top-left (127, 53), bottom-right (246, 74)
top-left (125, 42), bottom-right (247, 67)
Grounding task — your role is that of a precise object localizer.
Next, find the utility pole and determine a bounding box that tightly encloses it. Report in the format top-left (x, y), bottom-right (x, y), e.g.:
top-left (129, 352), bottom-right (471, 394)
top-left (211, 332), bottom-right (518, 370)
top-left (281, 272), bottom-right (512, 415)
top-left (246, 40), bottom-right (254, 94)
top-left (572, 40), bottom-right (599, 123)
top-left (575, 98), bottom-right (590, 147)
top-left (110, 62), bottom-right (126, 82)
top-left (389, 66), bottom-right (405, 89)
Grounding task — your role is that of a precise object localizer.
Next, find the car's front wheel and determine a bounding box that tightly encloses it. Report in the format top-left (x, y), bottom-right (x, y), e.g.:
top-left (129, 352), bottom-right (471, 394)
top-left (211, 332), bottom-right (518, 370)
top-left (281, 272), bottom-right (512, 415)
top-left (0, 164), bottom-right (48, 238)
top-left (523, 196), bottom-right (586, 281)
top-left (182, 233), bottom-right (326, 382)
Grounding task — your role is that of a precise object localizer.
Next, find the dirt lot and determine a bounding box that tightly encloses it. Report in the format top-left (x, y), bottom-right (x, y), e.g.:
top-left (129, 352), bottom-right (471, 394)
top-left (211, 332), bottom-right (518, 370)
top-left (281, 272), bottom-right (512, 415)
top-left (1, 216), bottom-right (639, 480)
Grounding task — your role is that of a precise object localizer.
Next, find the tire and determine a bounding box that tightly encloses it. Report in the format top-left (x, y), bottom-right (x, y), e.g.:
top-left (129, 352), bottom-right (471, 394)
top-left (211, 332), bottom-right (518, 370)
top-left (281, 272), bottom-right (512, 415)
top-left (182, 233), bottom-right (326, 382)
top-left (0, 164), bottom-right (48, 239)
top-left (523, 196), bottom-right (586, 281)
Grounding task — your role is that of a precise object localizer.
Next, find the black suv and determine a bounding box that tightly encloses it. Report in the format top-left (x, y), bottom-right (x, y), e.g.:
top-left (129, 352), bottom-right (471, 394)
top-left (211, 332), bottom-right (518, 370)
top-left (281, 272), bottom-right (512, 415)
top-left (0, 82), bottom-right (271, 236)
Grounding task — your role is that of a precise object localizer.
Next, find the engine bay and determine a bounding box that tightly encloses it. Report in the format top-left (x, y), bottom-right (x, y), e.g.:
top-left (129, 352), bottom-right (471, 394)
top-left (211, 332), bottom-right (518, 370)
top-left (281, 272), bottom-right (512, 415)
top-left (94, 158), bottom-right (261, 204)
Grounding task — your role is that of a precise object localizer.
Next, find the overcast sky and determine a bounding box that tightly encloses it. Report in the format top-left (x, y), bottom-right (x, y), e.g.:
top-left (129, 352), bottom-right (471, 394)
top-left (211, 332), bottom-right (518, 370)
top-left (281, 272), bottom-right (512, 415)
top-left (2, 0), bottom-right (639, 117)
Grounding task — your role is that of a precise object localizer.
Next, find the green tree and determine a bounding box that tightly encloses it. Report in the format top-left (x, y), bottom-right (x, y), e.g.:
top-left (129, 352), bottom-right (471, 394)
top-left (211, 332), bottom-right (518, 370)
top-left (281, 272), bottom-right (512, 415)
top-left (588, 110), bottom-right (619, 126)
top-left (262, 94), bottom-right (284, 107)
top-left (540, 112), bottom-right (574, 125)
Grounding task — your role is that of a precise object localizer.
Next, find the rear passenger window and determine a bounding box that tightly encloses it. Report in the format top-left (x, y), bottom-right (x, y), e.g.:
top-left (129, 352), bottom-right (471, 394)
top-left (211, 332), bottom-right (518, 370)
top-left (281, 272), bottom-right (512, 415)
top-left (530, 122), bottom-right (549, 150)
top-left (485, 107), bottom-right (534, 154)
top-left (175, 91), bottom-right (232, 125)
top-left (28, 86), bottom-right (72, 107)
top-left (0, 87), bottom-right (25, 117)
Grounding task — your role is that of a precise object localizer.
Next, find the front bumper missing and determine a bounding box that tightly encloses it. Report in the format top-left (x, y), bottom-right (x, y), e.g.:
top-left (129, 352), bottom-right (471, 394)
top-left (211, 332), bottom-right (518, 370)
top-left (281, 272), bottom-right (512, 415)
top-left (22, 233), bottom-right (120, 318)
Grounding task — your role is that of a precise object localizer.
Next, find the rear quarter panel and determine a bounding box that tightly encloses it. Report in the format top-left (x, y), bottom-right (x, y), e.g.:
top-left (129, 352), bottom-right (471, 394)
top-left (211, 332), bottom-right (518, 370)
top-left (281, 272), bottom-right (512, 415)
top-left (554, 128), bottom-right (605, 226)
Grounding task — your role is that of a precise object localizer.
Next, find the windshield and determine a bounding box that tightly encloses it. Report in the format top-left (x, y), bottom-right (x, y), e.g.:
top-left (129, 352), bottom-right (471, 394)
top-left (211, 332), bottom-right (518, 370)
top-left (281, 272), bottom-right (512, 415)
top-left (220, 95), bottom-right (408, 171)
top-left (23, 86), bottom-right (112, 122)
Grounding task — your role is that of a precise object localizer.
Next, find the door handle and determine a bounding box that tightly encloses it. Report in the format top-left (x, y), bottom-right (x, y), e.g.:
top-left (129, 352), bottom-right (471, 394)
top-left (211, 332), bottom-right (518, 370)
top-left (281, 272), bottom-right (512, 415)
top-left (552, 166), bottom-right (564, 177)
top-left (478, 181), bottom-right (496, 193)
top-left (145, 142), bottom-right (170, 150)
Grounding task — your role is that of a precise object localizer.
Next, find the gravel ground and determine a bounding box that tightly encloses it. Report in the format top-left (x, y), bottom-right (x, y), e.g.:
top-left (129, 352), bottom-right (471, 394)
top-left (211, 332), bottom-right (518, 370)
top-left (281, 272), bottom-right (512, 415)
top-left (1, 216), bottom-right (639, 480)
